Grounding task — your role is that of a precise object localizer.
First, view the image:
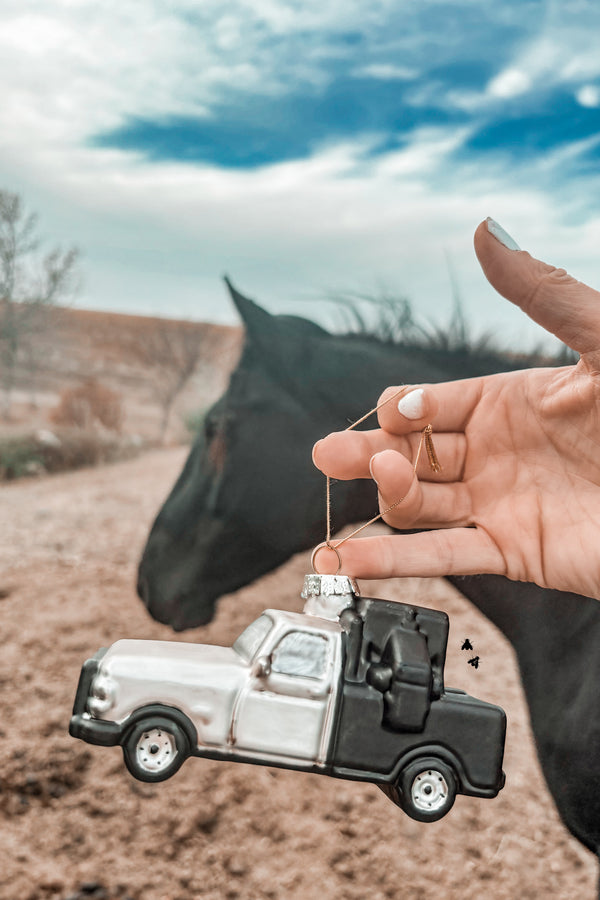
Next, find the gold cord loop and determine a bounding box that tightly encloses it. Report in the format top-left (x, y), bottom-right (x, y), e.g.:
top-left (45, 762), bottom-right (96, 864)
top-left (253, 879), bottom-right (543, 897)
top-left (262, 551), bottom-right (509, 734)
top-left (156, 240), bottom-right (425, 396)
top-left (311, 543), bottom-right (342, 576)
top-left (313, 388), bottom-right (442, 573)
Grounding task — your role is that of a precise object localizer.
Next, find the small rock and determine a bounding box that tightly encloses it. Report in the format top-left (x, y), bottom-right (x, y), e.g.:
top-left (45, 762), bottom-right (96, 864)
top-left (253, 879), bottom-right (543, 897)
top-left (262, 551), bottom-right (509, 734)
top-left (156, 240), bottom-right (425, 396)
top-left (80, 882), bottom-right (106, 896)
top-left (194, 805), bottom-right (220, 833)
top-left (36, 428), bottom-right (61, 447)
top-left (226, 857), bottom-right (248, 877)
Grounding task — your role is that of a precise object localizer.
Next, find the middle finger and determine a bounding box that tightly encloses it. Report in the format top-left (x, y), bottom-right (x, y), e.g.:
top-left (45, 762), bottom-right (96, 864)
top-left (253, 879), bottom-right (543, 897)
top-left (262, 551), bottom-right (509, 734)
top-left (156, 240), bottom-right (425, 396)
top-left (312, 429), bottom-right (466, 483)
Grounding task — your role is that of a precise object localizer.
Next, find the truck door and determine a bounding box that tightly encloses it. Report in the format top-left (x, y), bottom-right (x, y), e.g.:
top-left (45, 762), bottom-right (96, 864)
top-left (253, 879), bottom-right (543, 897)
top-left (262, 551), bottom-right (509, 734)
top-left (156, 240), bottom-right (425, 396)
top-left (232, 630), bottom-right (335, 764)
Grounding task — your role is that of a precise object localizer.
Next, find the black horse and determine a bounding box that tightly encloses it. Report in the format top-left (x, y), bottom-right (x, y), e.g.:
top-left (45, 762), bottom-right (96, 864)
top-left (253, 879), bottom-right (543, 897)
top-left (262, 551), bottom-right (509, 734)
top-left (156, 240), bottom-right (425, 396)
top-left (137, 282), bottom-right (600, 867)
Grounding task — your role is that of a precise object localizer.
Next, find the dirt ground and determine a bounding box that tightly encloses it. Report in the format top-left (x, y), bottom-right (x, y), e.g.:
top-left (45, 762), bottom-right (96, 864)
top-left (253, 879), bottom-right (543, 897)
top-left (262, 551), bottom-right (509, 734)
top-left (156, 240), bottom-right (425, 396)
top-left (0, 448), bottom-right (597, 900)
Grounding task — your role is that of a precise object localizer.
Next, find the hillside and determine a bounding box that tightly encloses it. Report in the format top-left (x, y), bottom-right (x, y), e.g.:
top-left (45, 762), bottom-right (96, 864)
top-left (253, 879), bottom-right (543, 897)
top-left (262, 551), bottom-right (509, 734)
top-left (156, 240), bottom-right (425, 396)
top-left (0, 305), bottom-right (242, 445)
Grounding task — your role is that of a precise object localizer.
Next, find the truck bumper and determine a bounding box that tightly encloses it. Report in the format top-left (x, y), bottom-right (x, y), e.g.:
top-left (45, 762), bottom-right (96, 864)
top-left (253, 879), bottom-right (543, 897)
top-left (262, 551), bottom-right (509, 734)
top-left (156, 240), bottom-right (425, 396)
top-left (69, 647), bottom-right (122, 747)
top-left (69, 714), bottom-right (122, 747)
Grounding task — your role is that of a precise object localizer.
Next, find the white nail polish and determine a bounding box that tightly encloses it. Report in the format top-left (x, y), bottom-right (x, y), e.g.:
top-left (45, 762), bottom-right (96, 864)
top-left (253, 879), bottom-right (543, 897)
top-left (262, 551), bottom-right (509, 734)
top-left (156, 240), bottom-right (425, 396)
top-left (397, 388), bottom-right (425, 420)
top-left (486, 217), bottom-right (521, 251)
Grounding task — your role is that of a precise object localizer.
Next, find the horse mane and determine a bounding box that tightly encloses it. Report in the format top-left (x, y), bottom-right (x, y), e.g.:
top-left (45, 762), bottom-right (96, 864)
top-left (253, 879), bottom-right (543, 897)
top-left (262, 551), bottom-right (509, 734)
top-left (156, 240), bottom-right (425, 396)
top-left (326, 291), bottom-right (577, 368)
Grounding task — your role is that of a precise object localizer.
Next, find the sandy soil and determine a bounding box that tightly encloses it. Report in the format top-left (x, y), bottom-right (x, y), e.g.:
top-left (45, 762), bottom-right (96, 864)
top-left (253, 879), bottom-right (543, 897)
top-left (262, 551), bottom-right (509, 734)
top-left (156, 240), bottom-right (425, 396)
top-left (0, 448), bottom-right (597, 900)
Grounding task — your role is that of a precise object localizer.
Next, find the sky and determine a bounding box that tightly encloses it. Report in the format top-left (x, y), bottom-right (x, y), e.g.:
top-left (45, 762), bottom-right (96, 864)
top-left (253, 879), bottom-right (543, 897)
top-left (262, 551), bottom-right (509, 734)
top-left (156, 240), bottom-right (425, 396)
top-left (1, 0), bottom-right (600, 350)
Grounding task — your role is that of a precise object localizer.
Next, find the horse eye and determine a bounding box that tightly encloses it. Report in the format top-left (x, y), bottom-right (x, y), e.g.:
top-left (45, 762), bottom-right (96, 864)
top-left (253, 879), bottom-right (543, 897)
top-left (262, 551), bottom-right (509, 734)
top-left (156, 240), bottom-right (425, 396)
top-left (204, 416), bottom-right (218, 441)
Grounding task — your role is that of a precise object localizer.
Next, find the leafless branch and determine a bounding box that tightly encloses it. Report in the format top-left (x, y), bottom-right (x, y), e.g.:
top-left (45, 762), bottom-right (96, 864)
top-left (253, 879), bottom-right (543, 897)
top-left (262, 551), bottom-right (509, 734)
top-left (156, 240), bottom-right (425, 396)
top-left (0, 190), bottom-right (80, 418)
top-left (118, 319), bottom-right (208, 442)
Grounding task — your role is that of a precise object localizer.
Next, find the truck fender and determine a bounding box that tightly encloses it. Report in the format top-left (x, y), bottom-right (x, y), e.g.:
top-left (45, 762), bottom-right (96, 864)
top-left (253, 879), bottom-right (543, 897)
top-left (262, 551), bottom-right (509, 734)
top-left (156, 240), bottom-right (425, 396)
top-left (120, 703), bottom-right (198, 753)
top-left (390, 744), bottom-right (466, 792)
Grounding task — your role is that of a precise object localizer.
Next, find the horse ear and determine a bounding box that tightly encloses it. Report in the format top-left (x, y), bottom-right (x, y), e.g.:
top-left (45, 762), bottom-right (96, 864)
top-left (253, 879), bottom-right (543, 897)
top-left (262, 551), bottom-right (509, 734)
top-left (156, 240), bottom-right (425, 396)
top-left (224, 276), bottom-right (274, 338)
top-left (223, 276), bottom-right (329, 344)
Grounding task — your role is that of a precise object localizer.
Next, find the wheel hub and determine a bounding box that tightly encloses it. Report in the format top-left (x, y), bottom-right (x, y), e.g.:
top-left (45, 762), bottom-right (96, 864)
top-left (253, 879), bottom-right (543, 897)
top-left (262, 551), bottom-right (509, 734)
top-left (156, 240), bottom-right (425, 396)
top-left (135, 728), bottom-right (177, 773)
top-left (411, 769), bottom-right (448, 811)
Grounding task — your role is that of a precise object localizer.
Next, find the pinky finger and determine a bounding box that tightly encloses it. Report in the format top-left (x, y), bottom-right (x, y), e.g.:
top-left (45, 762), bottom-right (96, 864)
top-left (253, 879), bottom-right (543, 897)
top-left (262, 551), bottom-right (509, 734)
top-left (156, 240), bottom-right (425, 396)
top-left (312, 528), bottom-right (504, 580)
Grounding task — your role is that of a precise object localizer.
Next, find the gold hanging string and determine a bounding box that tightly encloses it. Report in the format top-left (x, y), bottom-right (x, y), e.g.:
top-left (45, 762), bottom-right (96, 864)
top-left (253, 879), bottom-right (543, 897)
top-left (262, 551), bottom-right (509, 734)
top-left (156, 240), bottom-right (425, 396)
top-left (316, 388), bottom-right (441, 572)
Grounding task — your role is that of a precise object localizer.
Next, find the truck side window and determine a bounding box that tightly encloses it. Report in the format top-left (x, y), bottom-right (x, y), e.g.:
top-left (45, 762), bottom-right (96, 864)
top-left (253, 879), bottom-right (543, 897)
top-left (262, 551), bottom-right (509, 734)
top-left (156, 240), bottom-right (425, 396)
top-left (233, 614), bottom-right (273, 662)
top-left (271, 632), bottom-right (328, 679)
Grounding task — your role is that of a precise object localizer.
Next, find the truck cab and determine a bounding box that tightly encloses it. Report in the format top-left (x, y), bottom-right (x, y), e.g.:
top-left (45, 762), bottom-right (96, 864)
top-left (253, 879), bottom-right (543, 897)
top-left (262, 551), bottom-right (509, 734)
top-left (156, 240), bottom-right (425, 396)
top-left (229, 609), bottom-right (341, 765)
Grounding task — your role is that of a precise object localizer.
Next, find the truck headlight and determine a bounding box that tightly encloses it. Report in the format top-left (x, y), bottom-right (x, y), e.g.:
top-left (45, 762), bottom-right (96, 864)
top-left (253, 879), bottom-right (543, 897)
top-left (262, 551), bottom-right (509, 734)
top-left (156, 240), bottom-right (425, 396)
top-left (87, 674), bottom-right (117, 716)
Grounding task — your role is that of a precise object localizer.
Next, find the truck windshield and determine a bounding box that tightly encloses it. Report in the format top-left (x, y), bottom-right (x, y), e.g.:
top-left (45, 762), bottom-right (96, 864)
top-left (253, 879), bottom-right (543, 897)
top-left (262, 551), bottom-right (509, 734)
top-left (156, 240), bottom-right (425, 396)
top-left (233, 614), bottom-right (273, 663)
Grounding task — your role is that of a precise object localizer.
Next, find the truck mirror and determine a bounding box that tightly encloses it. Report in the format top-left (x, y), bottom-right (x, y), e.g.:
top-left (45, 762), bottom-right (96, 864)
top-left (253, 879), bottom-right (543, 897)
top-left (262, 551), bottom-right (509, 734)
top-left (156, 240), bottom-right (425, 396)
top-left (252, 656), bottom-right (271, 678)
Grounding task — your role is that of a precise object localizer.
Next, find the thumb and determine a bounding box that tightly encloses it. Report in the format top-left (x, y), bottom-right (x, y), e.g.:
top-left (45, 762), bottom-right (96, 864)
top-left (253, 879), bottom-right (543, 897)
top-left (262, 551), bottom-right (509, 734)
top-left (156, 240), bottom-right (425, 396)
top-left (474, 218), bottom-right (600, 359)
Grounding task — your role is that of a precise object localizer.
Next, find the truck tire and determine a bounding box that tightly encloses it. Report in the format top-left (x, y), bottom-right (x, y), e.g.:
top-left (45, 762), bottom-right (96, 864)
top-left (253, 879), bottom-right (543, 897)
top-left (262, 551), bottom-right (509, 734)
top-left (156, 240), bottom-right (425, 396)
top-left (123, 716), bottom-right (190, 783)
top-left (398, 757), bottom-right (456, 822)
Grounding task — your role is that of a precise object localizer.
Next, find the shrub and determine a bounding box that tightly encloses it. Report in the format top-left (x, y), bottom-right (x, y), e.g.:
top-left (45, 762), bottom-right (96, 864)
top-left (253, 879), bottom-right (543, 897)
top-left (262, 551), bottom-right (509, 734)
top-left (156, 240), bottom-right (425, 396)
top-left (49, 379), bottom-right (123, 432)
top-left (0, 429), bottom-right (141, 481)
top-left (0, 436), bottom-right (44, 480)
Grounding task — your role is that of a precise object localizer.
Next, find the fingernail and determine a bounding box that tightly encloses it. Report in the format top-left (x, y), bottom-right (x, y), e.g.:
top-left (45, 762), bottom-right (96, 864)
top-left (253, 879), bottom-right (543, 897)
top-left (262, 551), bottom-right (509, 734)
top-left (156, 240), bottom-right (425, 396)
top-left (397, 388), bottom-right (425, 420)
top-left (369, 452), bottom-right (384, 484)
top-left (311, 439), bottom-right (323, 466)
top-left (486, 217), bottom-right (521, 251)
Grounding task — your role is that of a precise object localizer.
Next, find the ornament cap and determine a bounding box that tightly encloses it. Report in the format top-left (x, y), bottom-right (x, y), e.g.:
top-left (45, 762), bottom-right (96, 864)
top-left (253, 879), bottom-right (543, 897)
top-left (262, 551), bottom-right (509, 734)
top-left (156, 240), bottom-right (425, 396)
top-left (301, 573), bottom-right (359, 619)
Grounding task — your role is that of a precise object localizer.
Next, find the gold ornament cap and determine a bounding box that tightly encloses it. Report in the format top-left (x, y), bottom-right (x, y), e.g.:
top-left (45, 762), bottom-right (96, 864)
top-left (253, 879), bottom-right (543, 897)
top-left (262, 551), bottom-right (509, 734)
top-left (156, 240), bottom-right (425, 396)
top-left (301, 573), bottom-right (359, 620)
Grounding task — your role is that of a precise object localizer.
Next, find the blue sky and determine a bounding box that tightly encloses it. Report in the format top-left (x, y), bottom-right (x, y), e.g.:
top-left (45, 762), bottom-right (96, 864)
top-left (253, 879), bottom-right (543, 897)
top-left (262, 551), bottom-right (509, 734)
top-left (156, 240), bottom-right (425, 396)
top-left (1, 0), bottom-right (600, 348)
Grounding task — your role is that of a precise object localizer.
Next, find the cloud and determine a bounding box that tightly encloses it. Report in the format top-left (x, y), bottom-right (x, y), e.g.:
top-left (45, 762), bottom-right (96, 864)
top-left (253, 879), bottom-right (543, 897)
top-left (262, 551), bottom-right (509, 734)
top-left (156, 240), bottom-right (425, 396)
top-left (353, 64), bottom-right (418, 81)
top-left (576, 84), bottom-right (600, 108)
top-left (487, 68), bottom-right (531, 99)
top-left (1, 0), bottom-right (600, 352)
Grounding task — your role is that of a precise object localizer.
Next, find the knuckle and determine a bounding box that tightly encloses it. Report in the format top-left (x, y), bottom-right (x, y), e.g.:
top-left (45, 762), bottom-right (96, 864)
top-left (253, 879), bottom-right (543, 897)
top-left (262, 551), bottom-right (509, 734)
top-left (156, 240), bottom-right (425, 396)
top-left (524, 266), bottom-right (578, 315)
top-left (431, 530), bottom-right (454, 570)
top-left (379, 477), bottom-right (420, 526)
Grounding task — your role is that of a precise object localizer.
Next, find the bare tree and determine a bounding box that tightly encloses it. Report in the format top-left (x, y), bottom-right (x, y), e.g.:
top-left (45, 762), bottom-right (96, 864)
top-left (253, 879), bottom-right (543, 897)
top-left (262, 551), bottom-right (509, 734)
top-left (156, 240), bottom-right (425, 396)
top-left (0, 190), bottom-right (79, 418)
top-left (121, 319), bottom-right (208, 443)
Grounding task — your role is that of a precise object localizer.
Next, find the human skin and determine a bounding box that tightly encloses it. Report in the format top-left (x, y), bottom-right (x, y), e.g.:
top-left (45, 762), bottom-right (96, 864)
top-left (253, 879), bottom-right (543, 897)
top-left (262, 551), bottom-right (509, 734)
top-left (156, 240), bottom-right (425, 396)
top-left (312, 218), bottom-right (600, 600)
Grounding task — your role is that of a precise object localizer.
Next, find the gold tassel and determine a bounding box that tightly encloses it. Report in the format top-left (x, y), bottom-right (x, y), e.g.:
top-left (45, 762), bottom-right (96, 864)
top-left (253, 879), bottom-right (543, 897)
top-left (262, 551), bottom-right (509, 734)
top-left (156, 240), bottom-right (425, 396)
top-left (422, 424), bottom-right (442, 473)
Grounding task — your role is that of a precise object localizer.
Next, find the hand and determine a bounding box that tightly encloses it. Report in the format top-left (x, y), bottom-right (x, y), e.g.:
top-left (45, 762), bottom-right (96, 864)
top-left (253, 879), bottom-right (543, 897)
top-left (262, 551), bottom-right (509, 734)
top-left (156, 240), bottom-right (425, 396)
top-left (312, 218), bottom-right (600, 600)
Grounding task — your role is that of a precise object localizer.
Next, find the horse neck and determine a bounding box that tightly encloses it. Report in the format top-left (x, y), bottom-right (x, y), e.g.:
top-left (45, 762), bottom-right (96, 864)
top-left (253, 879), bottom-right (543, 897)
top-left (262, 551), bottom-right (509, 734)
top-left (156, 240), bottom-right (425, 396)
top-left (306, 335), bottom-right (527, 428)
top-left (448, 574), bottom-right (600, 665)
top-left (307, 337), bottom-right (434, 428)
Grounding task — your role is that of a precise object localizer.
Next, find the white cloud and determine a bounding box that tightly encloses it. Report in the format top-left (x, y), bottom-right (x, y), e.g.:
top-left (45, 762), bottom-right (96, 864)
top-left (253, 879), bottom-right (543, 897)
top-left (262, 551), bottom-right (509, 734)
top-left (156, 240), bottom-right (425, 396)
top-left (487, 7), bottom-right (600, 98)
top-left (354, 63), bottom-right (417, 81)
top-left (576, 84), bottom-right (600, 107)
top-left (0, 0), bottom-right (408, 158)
top-left (0, 13), bottom-right (72, 55)
top-left (372, 126), bottom-right (470, 178)
top-left (487, 68), bottom-right (531, 99)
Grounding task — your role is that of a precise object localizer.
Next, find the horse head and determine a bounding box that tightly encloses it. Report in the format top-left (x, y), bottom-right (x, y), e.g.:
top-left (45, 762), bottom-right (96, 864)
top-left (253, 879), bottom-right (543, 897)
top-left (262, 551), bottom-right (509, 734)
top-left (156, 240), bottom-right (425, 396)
top-left (137, 281), bottom-right (388, 630)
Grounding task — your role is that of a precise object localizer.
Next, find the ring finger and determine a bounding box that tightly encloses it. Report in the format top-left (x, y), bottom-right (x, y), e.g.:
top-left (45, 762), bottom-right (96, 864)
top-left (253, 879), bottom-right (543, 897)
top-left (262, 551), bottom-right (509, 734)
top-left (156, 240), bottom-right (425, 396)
top-left (370, 449), bottom-right (472, 529)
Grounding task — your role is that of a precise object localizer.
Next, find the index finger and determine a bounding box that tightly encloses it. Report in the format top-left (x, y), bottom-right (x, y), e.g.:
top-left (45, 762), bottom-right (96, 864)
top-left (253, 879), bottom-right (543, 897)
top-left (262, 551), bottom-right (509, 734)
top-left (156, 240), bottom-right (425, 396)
top-left (377, 379), bottom-right (485, 434)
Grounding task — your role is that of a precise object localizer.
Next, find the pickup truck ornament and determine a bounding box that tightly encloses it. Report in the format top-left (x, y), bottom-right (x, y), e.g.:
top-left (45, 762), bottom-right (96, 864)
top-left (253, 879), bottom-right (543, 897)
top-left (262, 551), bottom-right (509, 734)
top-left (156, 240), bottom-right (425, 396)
top-left (70, 574), bottom-right (506, 822)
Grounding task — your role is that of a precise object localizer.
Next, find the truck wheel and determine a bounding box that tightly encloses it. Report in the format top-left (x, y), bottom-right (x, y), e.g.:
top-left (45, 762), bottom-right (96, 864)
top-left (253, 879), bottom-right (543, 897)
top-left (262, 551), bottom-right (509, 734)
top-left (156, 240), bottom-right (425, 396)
top-left (398, 758), bottom-right (456, 822)
top-left (123, 716), bottom-right (189, 783)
